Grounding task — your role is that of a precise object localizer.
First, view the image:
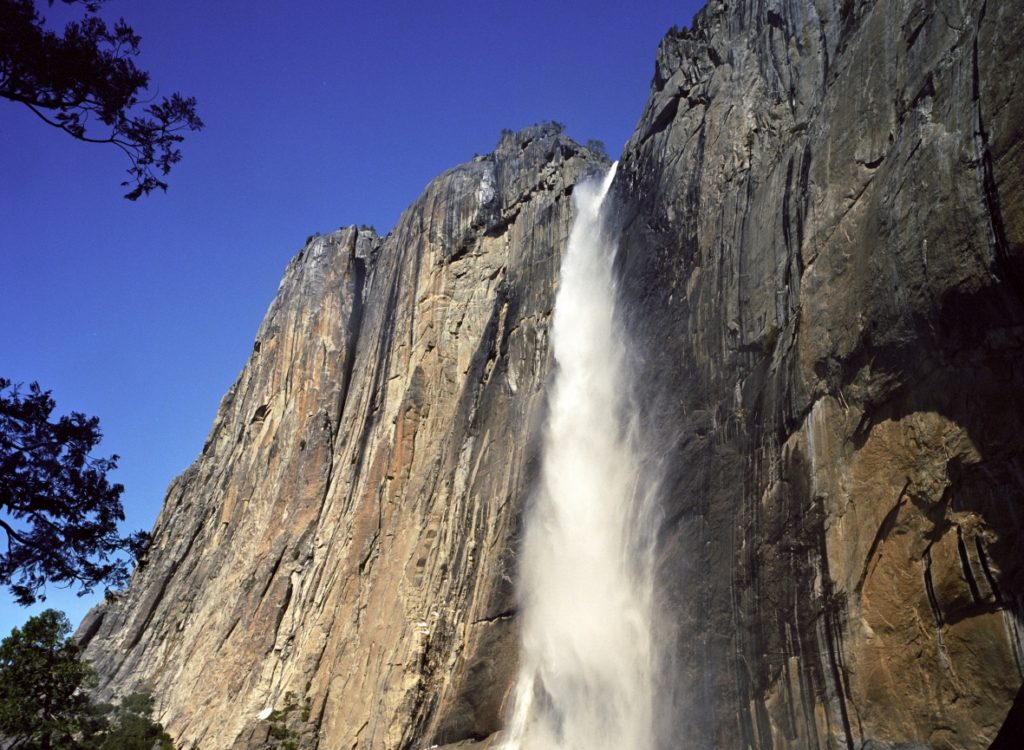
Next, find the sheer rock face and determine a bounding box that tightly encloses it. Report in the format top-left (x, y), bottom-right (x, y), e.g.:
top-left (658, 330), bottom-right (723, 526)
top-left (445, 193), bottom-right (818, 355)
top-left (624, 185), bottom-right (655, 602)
top-left (81, 2), bottom-right (1024, 748)
top-left (80, 125), bottom-right (607, 750)
top-left (611, 0), bottom-right (1024, 748)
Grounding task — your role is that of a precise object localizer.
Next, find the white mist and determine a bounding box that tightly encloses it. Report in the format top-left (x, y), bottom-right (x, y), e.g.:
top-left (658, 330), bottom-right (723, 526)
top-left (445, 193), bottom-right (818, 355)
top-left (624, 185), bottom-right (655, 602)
top-left (503, 164), bottom-right (657, 750)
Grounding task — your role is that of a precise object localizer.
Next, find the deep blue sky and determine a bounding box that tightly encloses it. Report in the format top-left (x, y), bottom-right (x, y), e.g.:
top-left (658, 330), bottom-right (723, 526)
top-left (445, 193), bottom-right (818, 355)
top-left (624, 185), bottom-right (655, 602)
top-left (0, 0), bottom-right (705, 634)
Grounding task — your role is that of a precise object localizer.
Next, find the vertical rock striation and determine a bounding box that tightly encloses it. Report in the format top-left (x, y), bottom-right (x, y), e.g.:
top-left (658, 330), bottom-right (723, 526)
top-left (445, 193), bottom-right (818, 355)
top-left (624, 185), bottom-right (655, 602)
top-left (82, 2), bottom-right (1024, 748)
top-left (611, 1), bottom-right (1024, 748)
top-left (81, 125), bottom-right (607, 750)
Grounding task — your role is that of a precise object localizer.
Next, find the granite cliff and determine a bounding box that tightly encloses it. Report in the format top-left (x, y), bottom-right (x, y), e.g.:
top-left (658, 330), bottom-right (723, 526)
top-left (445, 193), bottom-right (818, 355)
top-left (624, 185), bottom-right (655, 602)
top-left (81, 126), bottom-right (607, 748)
top-left (82, 1), bottom-right (1024, 748)
top-left (611, 0), bottom-right (1024, 748)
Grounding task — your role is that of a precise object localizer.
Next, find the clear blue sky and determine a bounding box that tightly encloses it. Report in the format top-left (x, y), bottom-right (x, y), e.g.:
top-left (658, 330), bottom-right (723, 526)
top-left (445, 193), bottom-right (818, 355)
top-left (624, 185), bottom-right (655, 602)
top-left (0, 0), bottom-right (706, 635)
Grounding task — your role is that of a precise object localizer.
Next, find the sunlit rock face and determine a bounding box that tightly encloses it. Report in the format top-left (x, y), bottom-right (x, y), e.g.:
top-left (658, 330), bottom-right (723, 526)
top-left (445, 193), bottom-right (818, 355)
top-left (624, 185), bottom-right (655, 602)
top-left (80, 124), bottom-right (608, 750)
top-left (82, 0), bottom-right (1024, 748)
top-left (611, 0), bottom-right (1024, 748)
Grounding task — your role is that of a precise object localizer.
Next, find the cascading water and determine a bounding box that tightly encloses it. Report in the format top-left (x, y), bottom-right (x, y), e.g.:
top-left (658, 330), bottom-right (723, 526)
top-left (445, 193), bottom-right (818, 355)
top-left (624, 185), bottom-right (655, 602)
top-left (503, 163), bottom-right (658, 750)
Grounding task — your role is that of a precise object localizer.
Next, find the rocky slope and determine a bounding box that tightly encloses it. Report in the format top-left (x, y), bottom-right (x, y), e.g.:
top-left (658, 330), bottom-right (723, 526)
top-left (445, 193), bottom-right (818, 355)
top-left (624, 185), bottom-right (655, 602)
top-left (82, 1), bottom-right (1024, 748)
top-left (80, 125), bottom-right (607, 749)
top-left (610, 0), bottom-right (1024, 748)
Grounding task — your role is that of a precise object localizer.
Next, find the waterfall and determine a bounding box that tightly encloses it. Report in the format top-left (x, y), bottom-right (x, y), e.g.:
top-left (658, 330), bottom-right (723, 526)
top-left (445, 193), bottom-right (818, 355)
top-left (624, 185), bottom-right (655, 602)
top-left (503, 163), bottom-right (658, 750)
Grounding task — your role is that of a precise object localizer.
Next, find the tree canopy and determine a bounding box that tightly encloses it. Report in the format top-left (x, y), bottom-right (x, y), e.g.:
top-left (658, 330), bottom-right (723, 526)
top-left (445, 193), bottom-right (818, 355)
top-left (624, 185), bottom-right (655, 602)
top-left (0, 378), bottom-right (149, 606)
top-left (0, 0), bottom-right (203, 199)
top-left (95, 691), bottom-right (174, 750)
top-left (0, 609), bottom-right (106, 749)
top-left (0, 609), bottom-right (174, 750)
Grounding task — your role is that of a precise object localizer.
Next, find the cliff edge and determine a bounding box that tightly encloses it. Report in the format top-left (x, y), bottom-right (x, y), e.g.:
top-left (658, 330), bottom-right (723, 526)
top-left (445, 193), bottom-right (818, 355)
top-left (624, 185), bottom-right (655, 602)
top-left (81, 125), bottom-right (607, 749)
top-left (81, 0), bottom-right (1024, 747)
top-left (612, 0), bottom-right (1024, 747)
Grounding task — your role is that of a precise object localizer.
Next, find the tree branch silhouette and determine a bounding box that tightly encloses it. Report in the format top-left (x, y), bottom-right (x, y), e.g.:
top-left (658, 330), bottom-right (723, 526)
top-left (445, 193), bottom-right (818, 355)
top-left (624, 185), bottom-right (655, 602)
top-left (0, 0), bottom-right (203, 199)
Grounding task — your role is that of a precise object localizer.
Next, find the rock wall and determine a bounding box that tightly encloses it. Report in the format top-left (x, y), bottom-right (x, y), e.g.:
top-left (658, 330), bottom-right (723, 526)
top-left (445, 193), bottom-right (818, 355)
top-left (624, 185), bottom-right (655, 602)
top-left (81, 125), bottom-right (607, 749)
top-left (610, 0), bottom-right (1024, 748)
top-left (82, 1), bottom-right (1024, 748)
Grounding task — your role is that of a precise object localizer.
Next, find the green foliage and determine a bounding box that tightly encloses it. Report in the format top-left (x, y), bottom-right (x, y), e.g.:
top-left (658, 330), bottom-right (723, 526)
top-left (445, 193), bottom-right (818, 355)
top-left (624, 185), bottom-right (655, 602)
top-left (267, 723), bottom-right (292, 740)
top-left (262, 691), bottom-right (312, 750)
top-left (0, 609), bottom-right (106, 749)
top-left (0, 378), bottom-right (149, 605)
top-left (0, 0), bottom-right (203, 199)
top-left (97, 692), bottom-right (174, 750)
top-left (0, 610), bottom-right (173, 750)
top-left (585, 139), bottom-right (608, 160)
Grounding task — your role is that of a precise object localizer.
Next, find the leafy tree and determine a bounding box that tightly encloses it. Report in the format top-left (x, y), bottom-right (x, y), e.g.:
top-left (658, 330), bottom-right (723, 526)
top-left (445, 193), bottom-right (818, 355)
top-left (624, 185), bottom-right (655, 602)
top-left (96, 692), bottom-right (173, 750)
top-left (0, 0), bottom-right (203, 199)
top-left (0, 610), bottom-right (173, 750)
top-left (0, 609), bottom-right (107, 749)
top-left (0, 378), bottom-right (149, 606)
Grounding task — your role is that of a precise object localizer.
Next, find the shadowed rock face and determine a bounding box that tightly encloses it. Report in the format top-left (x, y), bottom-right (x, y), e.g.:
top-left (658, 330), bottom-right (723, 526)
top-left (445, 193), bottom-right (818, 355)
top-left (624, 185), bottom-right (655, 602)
top-left (80, 124), bottom-right (607, 750)
top-left (82, 1), bottom-right (1024, 748)
top-left (611, 0), bottom-right (1024, 748)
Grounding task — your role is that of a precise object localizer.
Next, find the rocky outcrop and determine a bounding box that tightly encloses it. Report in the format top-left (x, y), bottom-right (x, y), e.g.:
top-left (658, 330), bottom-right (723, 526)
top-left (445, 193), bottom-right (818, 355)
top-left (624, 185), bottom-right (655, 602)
top-left (611, 1), bottom-right (1024, 748)
top-left (83, 1), bottom-right (1024, 748)
top-left (80, 125), bottom-right (607, 749)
